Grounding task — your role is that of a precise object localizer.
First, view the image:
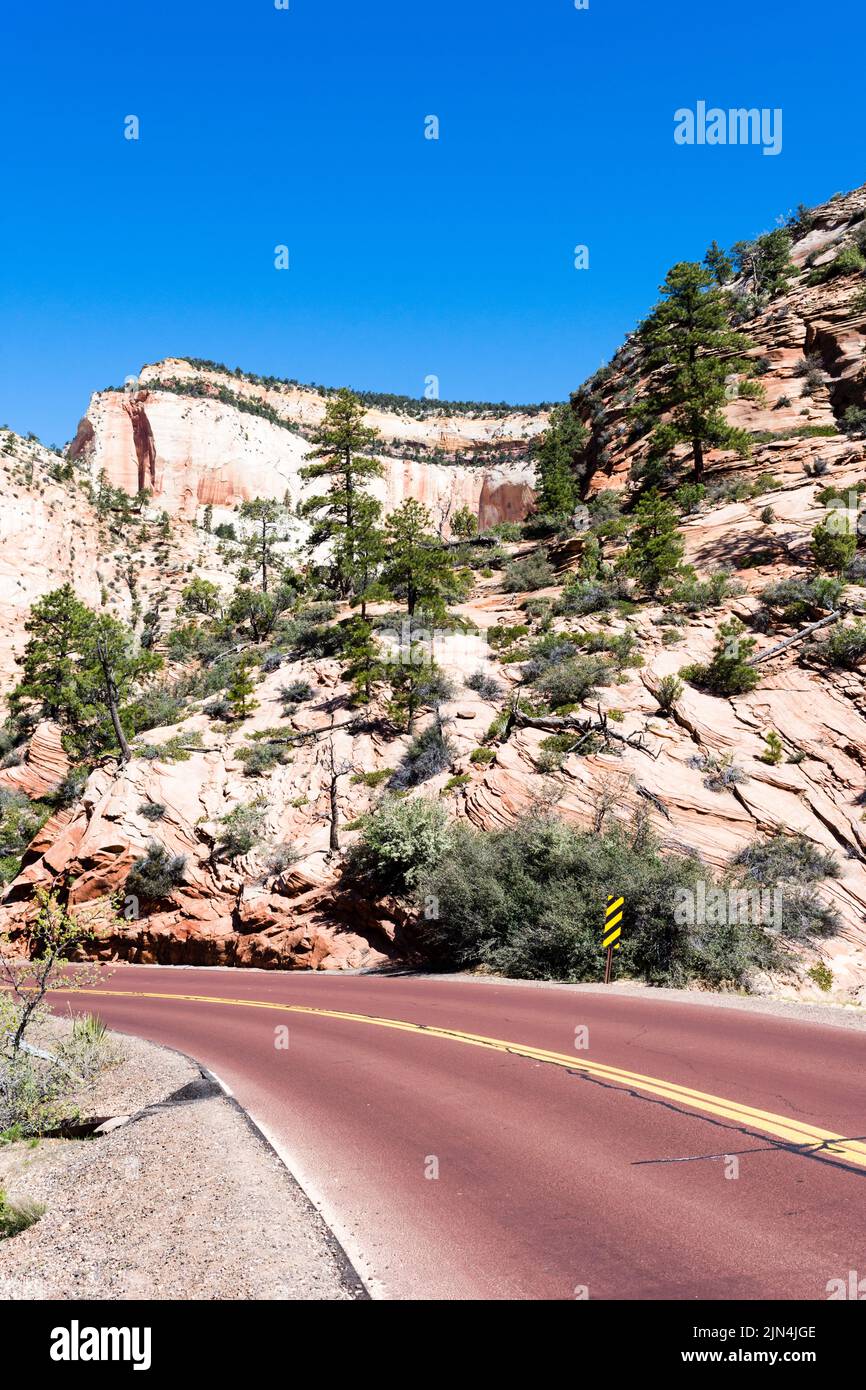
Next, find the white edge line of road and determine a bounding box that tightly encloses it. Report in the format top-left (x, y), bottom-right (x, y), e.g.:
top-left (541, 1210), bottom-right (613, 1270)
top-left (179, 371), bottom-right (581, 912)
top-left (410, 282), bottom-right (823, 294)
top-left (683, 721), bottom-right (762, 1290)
top-left (200, 1062), bottom-right (386, 1302)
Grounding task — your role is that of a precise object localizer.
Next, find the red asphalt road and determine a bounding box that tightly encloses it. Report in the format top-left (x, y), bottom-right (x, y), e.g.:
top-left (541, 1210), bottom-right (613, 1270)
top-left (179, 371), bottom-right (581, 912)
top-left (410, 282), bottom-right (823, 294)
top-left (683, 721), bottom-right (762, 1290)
top-left (52, 966), bottom-right (866, 1301)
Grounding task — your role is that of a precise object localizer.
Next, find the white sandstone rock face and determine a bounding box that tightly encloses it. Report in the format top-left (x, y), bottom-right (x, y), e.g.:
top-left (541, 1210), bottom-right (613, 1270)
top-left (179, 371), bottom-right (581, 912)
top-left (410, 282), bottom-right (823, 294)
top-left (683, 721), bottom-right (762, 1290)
top-left (77, 358), bottom-right (544, 529)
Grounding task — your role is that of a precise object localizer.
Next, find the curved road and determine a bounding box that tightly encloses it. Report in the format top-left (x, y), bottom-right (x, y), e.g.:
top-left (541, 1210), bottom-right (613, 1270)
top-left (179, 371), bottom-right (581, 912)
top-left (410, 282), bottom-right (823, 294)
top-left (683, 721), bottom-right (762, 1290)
top-left (54, 966), bottom-right (866, 1300)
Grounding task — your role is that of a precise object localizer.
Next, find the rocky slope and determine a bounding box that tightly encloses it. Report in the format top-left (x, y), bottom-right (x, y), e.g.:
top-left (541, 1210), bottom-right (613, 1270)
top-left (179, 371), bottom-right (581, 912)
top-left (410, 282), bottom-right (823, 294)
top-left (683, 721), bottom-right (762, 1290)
top-left (2, 183), bottom-right (866, 996)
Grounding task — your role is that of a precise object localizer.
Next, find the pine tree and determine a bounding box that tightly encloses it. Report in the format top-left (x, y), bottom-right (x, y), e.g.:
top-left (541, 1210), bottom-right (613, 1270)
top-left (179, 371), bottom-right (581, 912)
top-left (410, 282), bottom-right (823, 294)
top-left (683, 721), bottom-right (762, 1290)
top-left (9, 584), bottom-right (95, 727)
top-left (238, 497), bottom-right (285, 593)
top-left (636, 262), bottom-right (757, 480)
top-left (343, 617), bottom-right (386, 704)
top-left (342, 494), bottom-right (386, 620)
top-left (732, 230), bottom-right (795, 300)
top-left (227, 657), bottom-right (259, 721)
top-left (85, 613), bottom-right (162, 763)
top-left (300, 389), bottom-right (384, 595)
top-left (625, 491), bottom-right (685, 594)
top-left (703, 240), bottom-right (733, 286)
top-left (10, 588), bottom-right (160, 761)
top-left (381, 499), bottom-right (455, 620)
top-left (811, 519), bottom-right (856, 576)
top-left (531, 403), bottom-right (588, 517)
top-left (451, 505), bottom-right (478, 541)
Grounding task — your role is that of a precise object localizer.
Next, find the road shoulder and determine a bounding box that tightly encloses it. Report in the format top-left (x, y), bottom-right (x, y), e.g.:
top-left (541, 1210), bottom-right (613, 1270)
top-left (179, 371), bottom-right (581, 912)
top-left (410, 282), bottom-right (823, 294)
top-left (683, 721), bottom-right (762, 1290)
top-left (0, 1018), bottom-right (365, 1301)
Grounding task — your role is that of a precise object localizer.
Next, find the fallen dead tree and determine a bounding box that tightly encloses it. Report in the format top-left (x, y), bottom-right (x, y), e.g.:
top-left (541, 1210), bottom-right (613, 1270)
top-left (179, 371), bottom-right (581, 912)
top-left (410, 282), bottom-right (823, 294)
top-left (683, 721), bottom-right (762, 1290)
top-left (747, 610), bottom-right (840, 665)
top-left (503, 701), bottom-right (654, 756)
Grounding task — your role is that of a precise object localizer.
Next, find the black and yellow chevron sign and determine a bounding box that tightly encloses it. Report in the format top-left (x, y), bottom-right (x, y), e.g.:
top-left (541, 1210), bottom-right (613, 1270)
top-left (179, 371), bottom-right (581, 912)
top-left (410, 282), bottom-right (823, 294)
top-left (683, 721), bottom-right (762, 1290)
top-left (603, 895), bottom-right (624, 951)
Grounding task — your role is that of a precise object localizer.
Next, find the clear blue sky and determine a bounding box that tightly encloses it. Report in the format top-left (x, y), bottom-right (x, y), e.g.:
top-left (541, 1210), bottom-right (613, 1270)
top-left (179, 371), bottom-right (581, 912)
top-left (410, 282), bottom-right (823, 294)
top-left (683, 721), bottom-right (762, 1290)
top-left (1, 0), bottom-right (863, 445)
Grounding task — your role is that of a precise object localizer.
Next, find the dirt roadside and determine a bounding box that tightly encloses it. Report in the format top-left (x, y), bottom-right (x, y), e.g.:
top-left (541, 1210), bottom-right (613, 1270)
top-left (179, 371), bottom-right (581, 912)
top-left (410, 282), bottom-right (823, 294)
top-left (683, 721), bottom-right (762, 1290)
top-left (0, 1018), bottom-right (364, 1301)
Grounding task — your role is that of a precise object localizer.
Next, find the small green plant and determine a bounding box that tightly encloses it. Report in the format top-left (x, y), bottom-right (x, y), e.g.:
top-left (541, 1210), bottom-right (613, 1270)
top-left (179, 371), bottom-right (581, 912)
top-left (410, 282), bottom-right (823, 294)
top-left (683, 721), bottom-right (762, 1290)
top-left (502, 551), bottom-right (555, 593)
top-left (760, 730), bottom-right (784, 766)
top-left (681, 619), bottom-right (760, 696)
top-left (237, 741), bottom-right (286, 777)
top-left (217, 800), bottom-right (268, 858)
top-left (654, 674), bottom-right (684, 715)
top-left (71, 1013), bottom-right (108, 1045)
top-left (469, 746), bottom-right (495, 766)
top-left (0, 1188), bottom-right (44, 1240)
top-left (807, 961), bottom-right (833, 992)
top-left (351, 768), bottom-right (393, 788)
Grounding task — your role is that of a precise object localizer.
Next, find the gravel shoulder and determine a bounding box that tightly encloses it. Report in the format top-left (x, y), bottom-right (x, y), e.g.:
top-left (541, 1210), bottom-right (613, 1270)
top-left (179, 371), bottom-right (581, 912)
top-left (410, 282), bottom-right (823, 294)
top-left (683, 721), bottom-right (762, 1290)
top-left (0, 1018), bottom-right (363, 1300)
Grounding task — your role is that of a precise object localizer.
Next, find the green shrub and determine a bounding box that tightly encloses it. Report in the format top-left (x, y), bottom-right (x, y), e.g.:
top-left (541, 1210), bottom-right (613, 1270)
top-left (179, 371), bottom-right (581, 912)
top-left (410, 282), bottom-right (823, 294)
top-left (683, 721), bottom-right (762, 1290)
top-left (668, 570), bottom-right (742, 612)
top-left (533, 654), bottom-right (613, 709)
top-left (760, 576), bottom-right (842, 623)
top-left (138, 801), bottom-right (166, 821)
top-left (350, 768), bottom-right (393, 788)
top-left (825, 621), bottom-right (866, 669)
top-left (0, 1187), bottom-right (44, 1239)
top-left (759, 731), bottom-right (784, 766)
top-left (237, 741), bottom-right (287, 777)
top-left (347, 795), bottom-right (453, 891)
top-left (466, 669), bottom-right (503, 701)
top-left (680, 619), bottom-right (760, 696)
top-left (840, 406), bottom-right (866, 438)
top-left (557, 576), bottom-right (630, 617)
top-left (279, 678), bottom-right (314, 704)
top-left (469, 746), bottom-right (495, 765)
top-left (391, 724), bottom-right (455, 789)
top-left (502, 552), bottom-right (555, 593)
top-left (487, 623), bottom-right (529, 650)
top-left (217, 800), bottom-right (267, 858)
top-left (137, 732), bottom-right (204, 763)
top-left (415, 813), bottom-right (771, 986)
top-left (807, 961), bottom-right (833, 992)
top-left (125, 842), bottom-right (187, 901)
top-left (654, 674), bottom-right (684, 715)
top-left (811, 520), bottom-right (856, 576)
top-left (734, 833), bottom-right (838, 886)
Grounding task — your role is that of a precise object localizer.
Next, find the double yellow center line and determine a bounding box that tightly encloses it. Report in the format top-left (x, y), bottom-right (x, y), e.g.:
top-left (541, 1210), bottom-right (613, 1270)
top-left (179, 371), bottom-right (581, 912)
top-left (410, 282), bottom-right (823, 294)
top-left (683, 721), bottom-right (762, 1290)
top-left (63, 985), bottom-right (866, 1171)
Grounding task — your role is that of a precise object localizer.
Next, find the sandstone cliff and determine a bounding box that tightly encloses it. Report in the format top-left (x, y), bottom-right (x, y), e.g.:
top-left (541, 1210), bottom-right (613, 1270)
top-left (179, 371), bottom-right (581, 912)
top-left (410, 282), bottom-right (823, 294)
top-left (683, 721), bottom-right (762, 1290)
top-left (3, 183), bottom-right (866, 998)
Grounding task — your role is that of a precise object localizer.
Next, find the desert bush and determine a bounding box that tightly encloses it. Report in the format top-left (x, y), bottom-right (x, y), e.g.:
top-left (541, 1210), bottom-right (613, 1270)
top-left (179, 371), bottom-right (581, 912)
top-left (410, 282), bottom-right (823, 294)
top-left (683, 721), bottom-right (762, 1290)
top-left (237, 742), bottom-right (286, 777)
top-left (688, 751), bottom-right (748, 792)
top-left (532, 653), bottom-right (613, 709)
top-left (465, 669), bottom-right (503, 701)
top-left (654, 674), bottom-right (684, 715)
top-left (841, 406), bottom-right (866, 438)
top-left (680, 619), bottom-right (760, 696)
top-left (523, 596), bottom-right (554, 623)
top-left (824, 621), bottom-right (866, 669)
top-left (346, 795), bottom-right (453, 891)
top-left (502, 551), bottom-right (555, 593)
top-left (390, 724), bottom-right (455, 789)
top-left (138, 801), bottom-right (166, 822)
top-left (760, 576), bottom-right (842, 622)
top-left (734, 833), bottom-right (839, 940)
top-left (125, 842), bottom-right (187, 901)
top-left (415, 813), bottom-right (773, 986)
top-left (265, 843), bottom-right (301, 876)
top-left (469, 746), bottom-right (495, 765)
top-left (557, 576), bottom-right (631, 617)
top-left (668, 570), bottom-right (743, 612)
top-left (217, 800), bottom-right (268, 858)
top-left (0, 1187), bottom-right (44, 1239)
top-left (279, 678), bottom-right (314, 704)
top-left (734, 832), bottom-right (838, 886)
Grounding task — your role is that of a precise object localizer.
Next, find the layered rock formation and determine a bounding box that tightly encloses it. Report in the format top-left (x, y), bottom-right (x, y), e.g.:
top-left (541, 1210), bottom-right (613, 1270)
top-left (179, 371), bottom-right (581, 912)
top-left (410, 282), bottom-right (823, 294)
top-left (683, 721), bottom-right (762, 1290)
top-left (70, 358), bottom-right (543, 530)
